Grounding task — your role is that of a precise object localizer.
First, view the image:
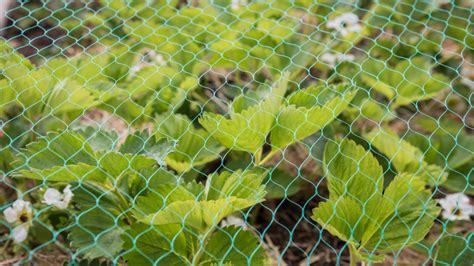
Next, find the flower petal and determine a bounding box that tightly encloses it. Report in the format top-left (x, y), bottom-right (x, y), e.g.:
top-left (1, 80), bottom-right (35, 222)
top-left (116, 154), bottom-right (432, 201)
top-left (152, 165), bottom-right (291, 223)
top-left (12, 224), bottom-right (29, 243)
top-left (3, 207), bottom-right (18, 224)
top-left (43, 188), bottom-right (61, 205)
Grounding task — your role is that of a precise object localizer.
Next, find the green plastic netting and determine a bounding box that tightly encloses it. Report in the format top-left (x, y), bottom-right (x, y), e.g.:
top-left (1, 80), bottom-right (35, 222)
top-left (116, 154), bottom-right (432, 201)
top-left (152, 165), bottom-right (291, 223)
top-left (0, 0), bottom-right (473, 265)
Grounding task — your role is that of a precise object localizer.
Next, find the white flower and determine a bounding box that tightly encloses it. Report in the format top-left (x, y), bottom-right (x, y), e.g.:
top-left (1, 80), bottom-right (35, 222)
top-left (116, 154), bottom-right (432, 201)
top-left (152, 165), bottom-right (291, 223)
top-left (12, 224), bottom-right (29, 243)
top-left (3, 200), bottom-right (32, 224)
top-left (3, 199), bottom-right (33, 243)
top-left (438, 193), bottom-right (473, 221)
top-left (327, 13), bottom-right (362, 36)
top-left (320, 52), bottom-right (355, 66)
top-left (221, 215), bottom-right (247, 228)
top-left (43, 185), bottom-right (73, 209)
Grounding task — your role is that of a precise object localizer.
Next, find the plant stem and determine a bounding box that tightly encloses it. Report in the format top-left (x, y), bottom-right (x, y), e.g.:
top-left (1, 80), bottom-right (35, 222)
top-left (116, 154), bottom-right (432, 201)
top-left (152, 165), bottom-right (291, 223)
top-left (254, 148), bottom-right (262, 165)
top-left (349, 245), bottom-right (358, 266)
top-left (257, 149), bottom-right (279, 166)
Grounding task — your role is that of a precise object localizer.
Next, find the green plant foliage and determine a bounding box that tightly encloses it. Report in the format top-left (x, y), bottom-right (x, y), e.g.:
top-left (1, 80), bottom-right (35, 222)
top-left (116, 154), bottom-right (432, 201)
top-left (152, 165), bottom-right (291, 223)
top-left (139, 169), bottom-right (266, 232)
top-left (312, 139), bottom-right (440, 263)
top-left (15, 131), bottom-right (176, 184)
top-left (434, 235), bottom-right (474, 266)
top-left (403, 117), bottom-right (474, 195)
top-left (124, 168), bottom-right (267, 265)
top-left (1, 1), bottom-right (472, 265)
top-left (123, 225), bottom-right (266, 265)
top-left (270, 83), bottom-right (356, 148)
top-left (364, 127), bottom-right (447, 185)
top-left (199, 76), bottom-right (287, 154)
top-left (358, 57), bottom-right (450, 108)
top-left (264, 168), bottom-right (302, 199)
top-left (155, 114), bottom-right (224, 173)
top-left (13, 129), bottom-right (267, 262)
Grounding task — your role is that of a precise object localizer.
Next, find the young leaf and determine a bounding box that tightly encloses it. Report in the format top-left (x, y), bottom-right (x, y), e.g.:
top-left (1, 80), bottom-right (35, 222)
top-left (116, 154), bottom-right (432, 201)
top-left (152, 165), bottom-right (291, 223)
top-left (120, 131), bottom-right (175, 164)
top-left (140, 169), bottom-right (266, 233)
top-left (323, 138), bottom-right (384, 203)
top-left (312, 140), bottom-right (440, 261)
top-left (155, 114), bottom-right (224, 173)
top-left (0, 79), bottom-right (15, 115)
top-left (364, 127), bottom-right (447, 185)
top-left (76, 126), bottom-right (120, 152)
top-left (205, 169), bottom-right (267, 201)
top-left (362, 174), bottom-right (440, 252)
top-left (359, 57), bottom-right (449, 108)
top-left (16, 131), bottom-right (96, 170)
top-left (199, 76), bottom-right (287, 153)
top-left (270, 83), bottom-right (356, 148)
top-left (44, 79), bottom-right (98, 116)
top-left (17, 163), bottom-right (108, 183)
top-left (201, 226), bottom-right (266, 265)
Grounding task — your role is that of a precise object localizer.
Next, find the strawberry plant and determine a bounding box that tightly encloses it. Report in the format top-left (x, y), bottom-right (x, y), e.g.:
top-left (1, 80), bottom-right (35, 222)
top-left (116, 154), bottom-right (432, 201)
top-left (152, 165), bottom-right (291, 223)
top-left (13, 130), bottom-right (268, 264)
top-left (312, 139), bottom-right (440, 264)
top-left (1, 1), bottom-right (472, 265)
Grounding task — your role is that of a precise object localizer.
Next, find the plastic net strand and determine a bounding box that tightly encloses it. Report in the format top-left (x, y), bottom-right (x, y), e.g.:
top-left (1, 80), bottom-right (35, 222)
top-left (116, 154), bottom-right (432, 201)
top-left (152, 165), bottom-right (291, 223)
top-left (0, 0), bottom-right (473, 265)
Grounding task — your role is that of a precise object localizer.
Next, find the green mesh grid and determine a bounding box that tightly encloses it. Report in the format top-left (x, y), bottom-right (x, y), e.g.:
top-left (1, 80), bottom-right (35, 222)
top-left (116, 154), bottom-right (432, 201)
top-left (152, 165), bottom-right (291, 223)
top-left (0, 0), bottom-right (473, 265)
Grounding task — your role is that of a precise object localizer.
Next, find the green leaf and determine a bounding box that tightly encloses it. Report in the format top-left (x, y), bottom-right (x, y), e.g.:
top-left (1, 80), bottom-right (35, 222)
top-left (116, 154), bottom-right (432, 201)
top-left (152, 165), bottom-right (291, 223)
top-left (359, 57), bottom-right (449, 108)
top-left (45, 79), bottom-right (98, 115)
top-left (264, 169), bottom-right (302, 199)
top-left (205, 169), bottom-right (267, 201)
top-left (434, 235), bottom-right (474, 266)
top-left (442, 165), bottom-right (474, 196)
top-left (447, 134), bottom-right (474, 170)
top-left (14, 131), bottom-right (172, 188)
top-left (201, 226), bottom-right (266, 265)
top-left (123, 223), bottom-right (189, 265)
top-left (312, 140), bottom-right (440, 259)
top-left (17, 131), bottom-right (96, 170)
top-left (323, 138), bottom-right (384, 203)
top-left (312, 197), bottom-right (365, 244)
top-left (0, 79), bottom-right (15, 115)
top-left (270, 83), bottom-right (356, 148)
top-left (120, 131), bottom-right (175, 164)
top-left (16, 163), bottom-right (107, 182)
top-left (76, 126), bottom-right (120, 152)
top-left (69, 182), bottom-right (127, 260)
top-left (363, 174), bottom-right (440, 252)
top-left (199, 76), bottom-right (287, 153)
top-left (364, 127), bottom-right (447, 185)
top-left (69, 209), bottom-right (124, 260)
top-left (73, 183), bottom-right (125, 216)
top-left (140, 169), bottom-right (266, 233)
top-left (156, 114), bottom-right (224, 173)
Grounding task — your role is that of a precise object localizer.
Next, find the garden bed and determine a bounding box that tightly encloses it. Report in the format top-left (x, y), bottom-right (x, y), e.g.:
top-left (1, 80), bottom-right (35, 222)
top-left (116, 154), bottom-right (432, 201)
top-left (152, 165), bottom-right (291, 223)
top-left (0, 1), bottom-right (473, 265)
